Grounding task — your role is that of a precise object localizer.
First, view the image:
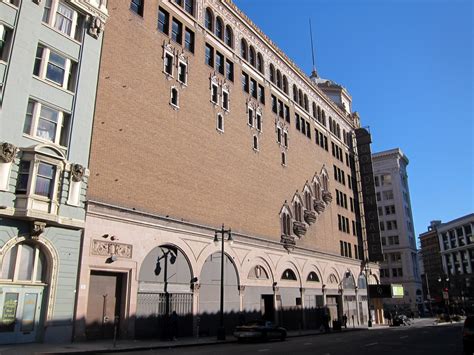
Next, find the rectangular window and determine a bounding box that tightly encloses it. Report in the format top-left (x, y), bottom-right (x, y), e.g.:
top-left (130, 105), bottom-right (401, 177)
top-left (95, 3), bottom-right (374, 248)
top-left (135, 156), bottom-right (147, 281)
top-left (283, 131), bottom-right (288, 148)
top-left (271, 95), bottom-right (277, 114)
top-left (250, 78), bottom-right (257, 99)
top-left (216, 51), bottom-right (224, 74)
top-left (226, 59), bottom-right (234, 81)
top-left (158, 7), bottom-right (170, 34)
top-left (278, 100), bottom-right (284, 118)
top-left (130, 0), bottom-right (144, 16)
top-left (35, 162), bottom-right (56, 198)
top-left (258, 84), bottom-right (265, 104)
top-left (284, 105), bottom-right (290, 123)
top-left (306, 122), bottom-right (311, 138)
top-left (178, 62), bottom-right (187, 83)
top-left (211, 84), bottom-right (218, 104)
top-left (33, 45), bottom-right (76, 92)
top-left (222, 91), bottom-right (229, 111)
top-left (0, 25), bottom-right (13, 61)
top-left (256, 113), bottom-right (262, 131)
top-left (184, 0), bottom-right (194, 15)
top-left (295, 114), bottom-right (300, 131)
top-left (277, 127), bottom-right (282, 144)
top-left (383, 190), bottom-right (394, 200)
top-left (46, 51), bottom-right (67, 86)
top-left (171, 18), bottom-right (183, 44)
top-left (42, 0), bottom-right (53, 23)
top-left (248, 108), bottom-right (254, 126)
top-left (16, 161), bottom-right (31, 195)
top-left (242, 72), bottom-right (249, 93)
top-left (184, 28), bottom-right (194, 52)
top-left (23, 100), bottom-right (71, 147)
top-left (205, 44), bottom-right (214, 67)
top-left (54, 2), bottom-right (75, 36)
top-left (164, 52), bottom-right (173, 75)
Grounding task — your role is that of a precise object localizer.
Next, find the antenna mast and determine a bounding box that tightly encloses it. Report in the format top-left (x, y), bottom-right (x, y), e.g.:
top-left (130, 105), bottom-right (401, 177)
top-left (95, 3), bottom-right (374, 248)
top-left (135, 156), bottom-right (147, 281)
top-left (309, 18), bottom-right (318, 79)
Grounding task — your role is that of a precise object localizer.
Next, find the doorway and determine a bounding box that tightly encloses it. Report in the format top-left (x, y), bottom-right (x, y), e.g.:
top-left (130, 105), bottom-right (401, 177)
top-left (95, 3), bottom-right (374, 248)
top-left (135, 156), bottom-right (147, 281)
top-left (85, 271), bottom-right (124, 340)
top-left (261, 295), bottom-right (274, 322)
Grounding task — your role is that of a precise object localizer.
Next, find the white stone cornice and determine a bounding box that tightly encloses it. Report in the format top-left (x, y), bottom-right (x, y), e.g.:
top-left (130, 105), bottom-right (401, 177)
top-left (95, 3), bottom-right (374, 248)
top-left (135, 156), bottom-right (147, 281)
top-left (69, 0), bottom-right (109, 23)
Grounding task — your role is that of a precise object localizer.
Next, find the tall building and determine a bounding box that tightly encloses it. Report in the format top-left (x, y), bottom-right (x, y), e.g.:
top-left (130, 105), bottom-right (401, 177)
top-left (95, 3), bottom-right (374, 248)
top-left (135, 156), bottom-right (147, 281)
top-left (73, 0), bottom-right (383, 341)
top-left (419, 214), bottom-right (474, 312)
top-left (0, 0), bottom-right (107, 344)
top-left (372, 148), bottom-right (422, 313)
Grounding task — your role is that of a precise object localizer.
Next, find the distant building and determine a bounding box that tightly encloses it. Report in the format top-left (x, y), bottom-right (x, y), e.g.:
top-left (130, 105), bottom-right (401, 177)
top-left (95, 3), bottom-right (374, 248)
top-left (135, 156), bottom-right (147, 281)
top-left (0, 0), bottom-right (107, 344)
top-left (372, 148), bottom-right (422, 313)
top-left (419, 214), bottom-right (474, 312)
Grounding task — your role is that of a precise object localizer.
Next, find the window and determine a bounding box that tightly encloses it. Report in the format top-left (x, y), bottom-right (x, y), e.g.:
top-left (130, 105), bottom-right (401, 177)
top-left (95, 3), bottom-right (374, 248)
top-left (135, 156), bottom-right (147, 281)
top-left (217, 113), bottom-right (224, 132)
top-left (33, 45), bottom-right (77, 92)
top-left (0, 25), bottom-right (13, 61)
top-left (271, 95), bottom-right (277, 114)
top-left (215, 17), bottom-right (223, 40)
top-left (184, 0), bottom-right (194, 16)
top-left (35, 162), bottom-right (56, 197)
top-left (277, 127), bottom-right (282, 144)
top-left (258, 84), bottom-right (265, 104)
top-left (205, 44), bottom-right (214, 67)
top-left (383, 190), bottom-right (394, 200)
top-left (257, 53), bottom-right (264, 74)
top-left (284, 105), bottom-right (290, 123)
top-left (184, 28), bottom-right (194, 52)
top-left (281, 212), bottom-right (291, 235)
top-left (158, 7), bottom-right (170, 34)
top-left (225, 25), bottom-right (233, 47)
top-left (23, 99), bottom-right (71, 147)
top-left (42, 1), bottom-right (85, 41)
top-left (282, 76), bottom-right (288, 94)
top-left (205, 8), bottom-right (213, 31)
top-left (242, 72), bottom-right (249, 92)
top-left (281, 152), bottom-right (286, 166)
top-left (282, 269), bottom-right (297, 281)
top-left (381, 174), bottom-right (392, 186)
top-left (253, 135), bottom-right (259, 151)
top-left (222, 91), bottom-right (229, 111)
top-left (211, 84), bottom-right (218, 104)
top-left (256, 113), bottom-right (262, 131)
top-left (248, 108), bottom-right (254, 126)
top-left (215, 51), bottom-right (224, 74)
top-left (1, 243), bottom-right (48, 283)
top-left (269, 64), bottom-right (275, 83)
top-left (385, 205), bottom-right (396, 215)
top-left (16, 161), bottom-right (31, 195)
top-left (241, 38), bottom-right (248, 60)
top-left (250, 78), bottom-right (257, 99)
top-left (130, 0), bottom-right (144, 16)
top-left (249, 46), bottom-right (256, 66)
top-left (171, 18), bottom-right (183, 44)
top-left (276, 70), bottom-right (282, 88)
top-left (164, 52), bottom-right (173, 75)
top-left (170, 87), bottom-right (179, 107)
top-left (225, 59), bottom-right (234, 81)
top-left (283, 131), bottom-right (288, 148)
top-left (178, 61), bottom-right (187, 84)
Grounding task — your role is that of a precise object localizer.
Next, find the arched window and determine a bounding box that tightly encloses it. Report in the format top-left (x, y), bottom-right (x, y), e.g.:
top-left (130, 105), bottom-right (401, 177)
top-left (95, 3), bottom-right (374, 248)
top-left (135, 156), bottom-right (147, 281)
top-left (205, 8), bottom-right (213, 31)
top-left (171, 87), bottom-right (179, 107)
top-left (321, 172), bottom-right (329, 191)
top-left (298, 89), bottom-right (303, 107)
top-left (313, 181), bottom-right (321, 200)
top-left (336, 124), bottom-right (340, 138)
top-left (241, 38), bottom-right (248, 60)
top-left (282, 75), bottom-right (288, 94)
top-left (312, 102), bottom-right (317, 118)
top-left (1, 242), bottom-right (47, 283)
top-left (293, 85), bottom-right (298, 102)
top-left (304, 94), bottom-right (309, 111)
top-left (307, 271), bottom-right (320, 282)
top-left (257, 53), bottom-right (264, 73)
top-left (329, 117), bottom-right (333, 133)
top-left (322, 110), bottom-right (326, 126)
top-left (294, 201), bottom-right (302, 222)
top-left (282, 269), bottom-right (297, 281)
top-left (276, 70), bottom-right (282, 89)
top-left (249, 46), bottom-right (256, 66)
top-left (282, 211), bottom-right (291, 235)
top-left (215, 16), bottom-right (223, 40)
top-left (224, 25), bottom-right (233, 47)
top-left (269, 64), bottom-right (276, 83)
top-left (249, 265), bottom-right (269, 279)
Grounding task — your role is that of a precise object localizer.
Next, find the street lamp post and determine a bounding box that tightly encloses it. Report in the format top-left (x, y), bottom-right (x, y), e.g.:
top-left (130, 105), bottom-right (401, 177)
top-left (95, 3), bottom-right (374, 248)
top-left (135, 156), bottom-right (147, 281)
top-left (438, 275), bottom-right (450, 316)
top-left (155, 246), bottom-right (177, 339)
top-left (214, 224), bottom-right (233, 340)
top-left (364, 258), bottom-right (373, 327)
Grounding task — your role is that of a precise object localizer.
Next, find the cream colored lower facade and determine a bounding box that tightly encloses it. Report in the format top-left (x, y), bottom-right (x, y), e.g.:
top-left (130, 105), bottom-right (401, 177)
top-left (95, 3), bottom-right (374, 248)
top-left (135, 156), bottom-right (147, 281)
top-left (74, 202), bottom-right (382, 340)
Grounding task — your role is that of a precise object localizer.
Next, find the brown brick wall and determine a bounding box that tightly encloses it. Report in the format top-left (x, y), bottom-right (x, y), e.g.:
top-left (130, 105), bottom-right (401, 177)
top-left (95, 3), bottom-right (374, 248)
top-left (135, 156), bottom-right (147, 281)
top-left (88, 0), bottom-right (359, 255)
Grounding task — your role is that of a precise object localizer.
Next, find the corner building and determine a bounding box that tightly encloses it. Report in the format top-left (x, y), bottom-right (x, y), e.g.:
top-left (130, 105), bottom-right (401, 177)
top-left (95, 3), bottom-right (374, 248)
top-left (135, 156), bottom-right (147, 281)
top-left (75, 0), bottom-right (382, 340)
top-left (0, 0), bottom-right (108, 344)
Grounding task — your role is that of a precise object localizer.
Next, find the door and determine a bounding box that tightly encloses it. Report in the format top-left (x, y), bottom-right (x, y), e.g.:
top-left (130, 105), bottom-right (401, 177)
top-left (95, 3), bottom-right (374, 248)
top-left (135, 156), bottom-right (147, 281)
top-left (261, 295), bottom-right (274, 322)
top-left (0, 286), bottom-right (44, 344)
top-left (85, 271), bottom-right (123, 340)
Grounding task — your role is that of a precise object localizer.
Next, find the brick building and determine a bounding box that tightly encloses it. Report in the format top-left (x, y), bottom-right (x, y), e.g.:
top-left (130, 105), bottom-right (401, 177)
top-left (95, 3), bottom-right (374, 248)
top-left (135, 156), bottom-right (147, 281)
top-left (74, 0), bottom-right (383, 340)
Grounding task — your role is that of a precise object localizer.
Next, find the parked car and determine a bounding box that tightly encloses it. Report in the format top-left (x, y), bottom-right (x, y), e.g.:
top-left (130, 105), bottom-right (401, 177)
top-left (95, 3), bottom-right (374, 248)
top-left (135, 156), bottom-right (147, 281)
top-left (234, 320), bottom-right (287, 342)
top-left (463, 315), bottom-right (474, 354)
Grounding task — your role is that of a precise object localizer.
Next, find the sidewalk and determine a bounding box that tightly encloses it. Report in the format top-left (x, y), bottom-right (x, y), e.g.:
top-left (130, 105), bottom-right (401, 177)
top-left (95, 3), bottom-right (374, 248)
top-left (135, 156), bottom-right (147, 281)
top-left (0, 327), bottom-right (367, 355)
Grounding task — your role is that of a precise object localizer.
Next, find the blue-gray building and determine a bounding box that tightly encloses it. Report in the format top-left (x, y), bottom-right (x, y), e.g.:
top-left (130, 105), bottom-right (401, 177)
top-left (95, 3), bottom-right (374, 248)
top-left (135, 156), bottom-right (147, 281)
top-left (0, 0), bottom-right (107, 344)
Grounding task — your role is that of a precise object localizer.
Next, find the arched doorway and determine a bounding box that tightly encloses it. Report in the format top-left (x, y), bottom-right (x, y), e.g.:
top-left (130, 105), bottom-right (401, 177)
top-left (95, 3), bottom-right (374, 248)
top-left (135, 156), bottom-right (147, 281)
top-left (0, 241), bottom-right (49, 344)
top-left (135, 245), bottom-right (193, 339)
top-left (198, 252), bottom-right (239, 336)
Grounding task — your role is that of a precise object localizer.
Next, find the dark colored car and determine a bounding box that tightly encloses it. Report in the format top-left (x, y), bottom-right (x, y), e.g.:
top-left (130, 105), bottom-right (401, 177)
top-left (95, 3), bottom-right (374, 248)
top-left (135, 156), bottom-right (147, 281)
top-left (463, 316), bottom-right (474, 354)
top-left (234, 320), bottom-right (287, 342)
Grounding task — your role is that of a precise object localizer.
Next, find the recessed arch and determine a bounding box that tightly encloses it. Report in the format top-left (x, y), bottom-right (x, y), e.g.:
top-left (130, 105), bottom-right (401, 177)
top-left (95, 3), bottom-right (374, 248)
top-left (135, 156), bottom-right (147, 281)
top-left (205, 7), bottom-right (214, 31)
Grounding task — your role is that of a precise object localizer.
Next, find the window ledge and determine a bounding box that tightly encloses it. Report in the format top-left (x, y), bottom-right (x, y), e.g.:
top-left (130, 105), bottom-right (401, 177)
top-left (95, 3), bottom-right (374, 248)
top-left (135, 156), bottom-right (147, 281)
top-left (41, 22), bottom-right (82, 47)
top-left (32, 76), bottom-right (75, 97)
top-left (22, 133), bottom-right (68, 153)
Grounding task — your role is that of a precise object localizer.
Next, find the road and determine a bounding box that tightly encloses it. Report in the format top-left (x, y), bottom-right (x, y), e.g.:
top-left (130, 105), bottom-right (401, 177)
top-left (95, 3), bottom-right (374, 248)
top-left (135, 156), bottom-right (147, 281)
top-left (112, 322), bottom-right (463, 355)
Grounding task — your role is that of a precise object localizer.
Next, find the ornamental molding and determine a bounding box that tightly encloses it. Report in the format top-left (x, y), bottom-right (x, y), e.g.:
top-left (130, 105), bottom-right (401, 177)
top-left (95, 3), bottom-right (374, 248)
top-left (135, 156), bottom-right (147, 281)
top-left (31, 221), bottom-right (46, 239)
top-left (91, 239), bottom-right (133, 259)
top-left (70, 0), bottom-right (109, 23)
top-left (0, 142), bottom-right (18, 163)
top-left (87, 16), bottom-right (105, 39)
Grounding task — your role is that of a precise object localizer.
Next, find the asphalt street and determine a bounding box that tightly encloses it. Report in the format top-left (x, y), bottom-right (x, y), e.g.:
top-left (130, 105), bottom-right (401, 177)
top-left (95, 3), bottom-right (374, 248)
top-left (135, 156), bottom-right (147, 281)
top-left (111, 322), bottom-right (463, 355)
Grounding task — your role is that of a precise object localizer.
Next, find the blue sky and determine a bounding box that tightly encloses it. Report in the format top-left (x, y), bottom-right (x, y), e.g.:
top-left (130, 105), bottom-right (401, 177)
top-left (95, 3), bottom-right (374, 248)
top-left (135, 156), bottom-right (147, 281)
top-left (233, 0), bottom-right (473, 241)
